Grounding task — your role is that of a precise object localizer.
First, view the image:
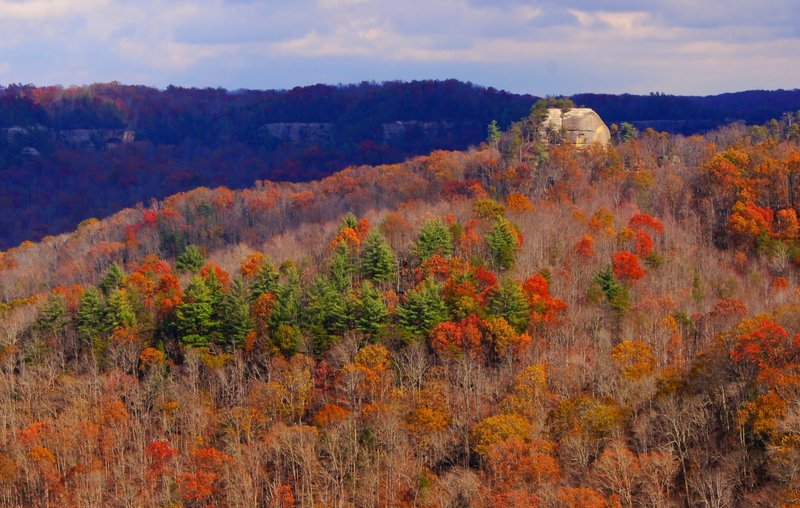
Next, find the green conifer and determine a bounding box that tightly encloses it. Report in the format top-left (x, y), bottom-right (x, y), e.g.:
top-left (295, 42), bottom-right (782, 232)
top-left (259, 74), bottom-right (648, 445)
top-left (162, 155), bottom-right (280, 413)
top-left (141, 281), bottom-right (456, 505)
top-left (487, 277), bottom-right (529, 333)
top-left (34, 293), bottom-right (67, 338)
top-left (250, 261), bottom-right (279, 300)
top-left (330, 243), bottom-right (354, 293)
top-left (217, 278), bottom-right (253, 350)
top-left (398, 277), bottom-right (448, 337)
top-left (99, 262), bottom-right (125, 296)
top-left (105, 288), bottom-right (137, 330)
top-left (414, 219), bottom-right (453, 262)
top-left (76, 287), bottom-right (106, 352)
top-left (176, 245), bottom-right (205, 274)
top-left (486, 219), bottom-right (519, 270)
top-left (354, 280), bottom-right (388, 340)
top-left (360, 231), bottom-right (397, 282)
top-left (305, 275), bottom-right (349, 355)
top-left (176, 276), bottom-right (217, 348)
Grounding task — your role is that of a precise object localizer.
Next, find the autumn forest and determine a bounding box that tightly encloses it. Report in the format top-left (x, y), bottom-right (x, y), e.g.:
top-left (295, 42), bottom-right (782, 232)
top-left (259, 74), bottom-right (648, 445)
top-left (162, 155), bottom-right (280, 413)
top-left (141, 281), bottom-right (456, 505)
top-left (2, 94), bottom-right (800, 507)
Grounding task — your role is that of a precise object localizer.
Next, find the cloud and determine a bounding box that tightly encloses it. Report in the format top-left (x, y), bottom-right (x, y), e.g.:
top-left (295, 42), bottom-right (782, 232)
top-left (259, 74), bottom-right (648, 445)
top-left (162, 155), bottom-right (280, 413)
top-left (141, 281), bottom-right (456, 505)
top-left (0, 0), bottom-right (796, 95)
top-left (0, 0), bottom-right (109, 20)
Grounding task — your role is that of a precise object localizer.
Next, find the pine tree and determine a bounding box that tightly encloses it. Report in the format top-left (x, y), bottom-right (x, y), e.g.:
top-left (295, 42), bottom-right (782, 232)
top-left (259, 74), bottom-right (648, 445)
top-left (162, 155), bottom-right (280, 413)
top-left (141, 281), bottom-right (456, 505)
top-left (487, 119), bottom-right (501, 148)
top-left (360, 231), bottom-right (397, 282)
top-left (176, 245), bottom-right (205, 274)
top-left (105, 288), bottom-right (137, 330)
top-left (330, 243), bottom-right (354, 293)
top-left (488, 277), bottom-right (529, 333)
top-left (76, 287), bottom-right (106, 353)
top-left (592, 266), bottom-right (631, 315)
top-left (269, 264), bottom-right (301, 332)
top-left (176, 276), bottom-right (217, 348)
top-left (250, 261), bottom-right (279, 300)
top-left (354, 280), bottom-right (388, 340)
top-left (486, 219), bottom-right (519, 270)
top-left (340, 212), bottom-right (358, 230)
top-left (99, 262), bottom-right (125, 296)
top-left (305, 275), bottom-right (349, 355)
top-left (399, 277), bottom-right (448, 337)
top-left (34, 293), bottom-right (67, 338)
top-left (414, 219), bottom-right (453, 262)
top-left (217, 278), bottom-right (253, 350)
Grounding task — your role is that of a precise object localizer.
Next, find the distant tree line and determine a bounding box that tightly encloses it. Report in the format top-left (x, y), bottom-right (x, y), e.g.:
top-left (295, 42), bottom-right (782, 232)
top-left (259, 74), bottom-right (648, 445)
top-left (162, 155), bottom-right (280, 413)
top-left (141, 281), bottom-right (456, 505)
top-left (0, 81), bottom-right (799, 249)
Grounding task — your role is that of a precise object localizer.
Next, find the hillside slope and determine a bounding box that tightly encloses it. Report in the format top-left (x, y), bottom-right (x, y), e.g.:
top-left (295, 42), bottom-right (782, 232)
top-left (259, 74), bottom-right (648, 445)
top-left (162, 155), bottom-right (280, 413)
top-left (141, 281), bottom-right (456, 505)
top-left (1, 118), bottom-right (800, 505)
top-left (1, 81), bottom-right (799, 249)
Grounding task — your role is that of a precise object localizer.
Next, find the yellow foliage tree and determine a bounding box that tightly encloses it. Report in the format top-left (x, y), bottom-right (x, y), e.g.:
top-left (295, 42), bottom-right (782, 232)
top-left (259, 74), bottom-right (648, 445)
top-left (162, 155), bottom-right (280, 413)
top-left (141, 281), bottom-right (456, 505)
top-left (610, 340), bottom-right (657, 381)
top-left (472, 413), bottom-right (532, 457)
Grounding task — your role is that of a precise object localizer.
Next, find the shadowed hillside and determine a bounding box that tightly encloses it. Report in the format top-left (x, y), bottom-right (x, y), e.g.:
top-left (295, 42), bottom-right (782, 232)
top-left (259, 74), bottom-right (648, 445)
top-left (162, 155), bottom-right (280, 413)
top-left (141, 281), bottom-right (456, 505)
top-left (0, 80), bottom-right (798, 250)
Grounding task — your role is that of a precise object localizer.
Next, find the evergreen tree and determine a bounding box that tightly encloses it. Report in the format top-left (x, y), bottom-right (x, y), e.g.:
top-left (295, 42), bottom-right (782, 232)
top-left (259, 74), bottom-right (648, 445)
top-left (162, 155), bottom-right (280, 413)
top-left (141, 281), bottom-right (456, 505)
top-left (330, 243), bottom-right (354, 293)
top-left (398, 277), bottom-right (448, 337)
top-left (618, 122), bottom-right (639, 142)
top-left (486, 219), bottom-right (519, 270)
top-left (104, 288), bottom-right (137, 330)
top-left (99, 262), bottom-right (125, 296)
top-left (250, 261), bottom-right (279, 300)
top-left (591, 266), bottom-right (631, 315)
top-left (176, 245), bottom-right (205, 274)
top-left (76, 287), bottom-right (106, 352)
top-left (354, 280), bottom-right (388, 340)
top-left (487, 119), bottom-right (501, 148)
top-left (360, 231), bottom-right (397, 282)
top-left (414, 219), bottom-right (453, 262)
top-left (217, 278), bottom-right (253, 350)
top-left (340, 212), bottom-right (358, 230)
top-left (488, 277), bottom-right (529, 333)
top-left (305, 275), bottom-right (349, 355)
top-left (176, 276), bottom-right (217, 348)
top-left (269, 264), bottom-right (301, 332)
top-left (34, 293), bottom-right (67, 338)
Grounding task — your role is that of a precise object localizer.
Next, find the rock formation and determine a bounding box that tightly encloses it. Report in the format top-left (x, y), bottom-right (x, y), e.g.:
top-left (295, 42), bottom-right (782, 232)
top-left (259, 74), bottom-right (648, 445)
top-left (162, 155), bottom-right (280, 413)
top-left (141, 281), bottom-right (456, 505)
top-left (261, 123), bottom-right (333, 143)
top-left (58, 129), bottom-right (135, 149)
top-left (542, 108), bottom-right (611, 147)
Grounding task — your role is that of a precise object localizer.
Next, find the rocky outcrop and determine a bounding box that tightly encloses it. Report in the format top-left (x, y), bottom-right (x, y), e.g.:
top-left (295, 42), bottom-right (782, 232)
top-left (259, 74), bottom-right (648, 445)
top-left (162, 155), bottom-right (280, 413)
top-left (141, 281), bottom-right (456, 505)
top-left (261, 123), bottom-right (333, 143)
top-left (58, 129), bottom-right (135, 149)
top-left (2, 126), bottom-right (134, 150)
top-left (382, 121), bottom-right (454, 143)
top-left (261, 121), bottom-right (465, 145)
top-left (2, 125), bottom-right (46, 144)
top-left (542, 108), bottom-right (610, 147)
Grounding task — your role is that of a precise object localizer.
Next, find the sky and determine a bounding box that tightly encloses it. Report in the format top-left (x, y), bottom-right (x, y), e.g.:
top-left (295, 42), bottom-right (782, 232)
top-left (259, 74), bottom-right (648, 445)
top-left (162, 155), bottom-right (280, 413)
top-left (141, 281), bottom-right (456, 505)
top-left (0, 0), bottom-right (798, 96)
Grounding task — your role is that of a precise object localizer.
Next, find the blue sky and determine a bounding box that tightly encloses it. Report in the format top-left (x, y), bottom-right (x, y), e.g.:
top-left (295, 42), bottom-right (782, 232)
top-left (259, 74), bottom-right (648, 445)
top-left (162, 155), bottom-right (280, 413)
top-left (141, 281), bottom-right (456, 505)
top-left (0, 0), bottom-right (798, 95)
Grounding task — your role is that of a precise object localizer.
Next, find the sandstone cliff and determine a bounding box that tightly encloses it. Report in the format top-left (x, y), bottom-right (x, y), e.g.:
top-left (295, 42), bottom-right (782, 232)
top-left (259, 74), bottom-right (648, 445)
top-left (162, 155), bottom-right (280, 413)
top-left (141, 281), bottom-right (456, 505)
top-left (542, 108), bottom-right (610, 147)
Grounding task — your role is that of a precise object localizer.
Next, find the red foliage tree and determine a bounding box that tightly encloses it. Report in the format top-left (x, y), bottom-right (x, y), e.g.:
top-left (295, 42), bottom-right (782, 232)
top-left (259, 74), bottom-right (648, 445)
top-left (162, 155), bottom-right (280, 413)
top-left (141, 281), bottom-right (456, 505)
top-left (575, 235), bottom-right (596, 258)
top-left (522, 274), bottom-right (567, 326)
top-left (145, 439), bottom-right (177, 481)
top-left (612, 251), bottom-right (645, 283)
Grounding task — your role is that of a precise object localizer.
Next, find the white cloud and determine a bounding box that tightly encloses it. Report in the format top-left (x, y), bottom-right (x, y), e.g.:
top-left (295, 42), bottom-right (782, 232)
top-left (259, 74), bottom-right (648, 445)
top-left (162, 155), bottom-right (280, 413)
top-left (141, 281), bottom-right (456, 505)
top-left (0, 0), bottom-right (797, 94)
top-left (0, 0), bottom-right (109, 20)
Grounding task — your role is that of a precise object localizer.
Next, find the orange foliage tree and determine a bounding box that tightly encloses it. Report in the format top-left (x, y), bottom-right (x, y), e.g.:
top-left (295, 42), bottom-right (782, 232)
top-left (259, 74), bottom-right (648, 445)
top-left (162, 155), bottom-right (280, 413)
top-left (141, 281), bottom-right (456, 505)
top-left (612, 251), bottom-right (645, 283)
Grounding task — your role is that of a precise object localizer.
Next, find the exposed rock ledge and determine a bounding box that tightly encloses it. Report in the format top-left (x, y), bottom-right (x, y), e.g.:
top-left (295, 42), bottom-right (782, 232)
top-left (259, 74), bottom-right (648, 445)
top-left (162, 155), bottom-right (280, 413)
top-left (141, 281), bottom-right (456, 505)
top-left (542, 108), bottom-right (611, 147)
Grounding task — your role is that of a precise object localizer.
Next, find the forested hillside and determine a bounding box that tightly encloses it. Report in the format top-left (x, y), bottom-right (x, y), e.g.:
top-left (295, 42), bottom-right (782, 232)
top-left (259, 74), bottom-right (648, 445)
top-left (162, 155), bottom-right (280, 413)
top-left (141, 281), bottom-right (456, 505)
top-left (1, 81), bottom-right (799, 249)
top-left (1, 106), bottom-right (800, 506)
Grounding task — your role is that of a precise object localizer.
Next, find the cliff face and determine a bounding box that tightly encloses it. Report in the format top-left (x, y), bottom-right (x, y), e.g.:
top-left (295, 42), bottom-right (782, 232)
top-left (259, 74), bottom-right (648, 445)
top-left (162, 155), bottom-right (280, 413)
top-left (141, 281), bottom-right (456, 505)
top-left (2, 125), bottom-right (135, 150)
top-left (58, 128), bottom-right (135, 149)
top-left (260, 120), bottom-right (482, 145)
top-left (543, 108), bottom-right (611, 147)
top-left (260, 123), bottom-right (333, 143)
